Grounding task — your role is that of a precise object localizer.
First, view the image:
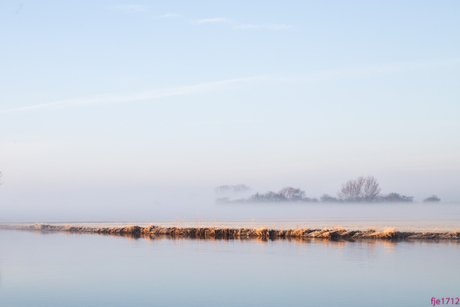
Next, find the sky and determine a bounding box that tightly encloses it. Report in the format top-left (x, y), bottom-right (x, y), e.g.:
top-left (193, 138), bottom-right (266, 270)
top-left (0, 1), bottom-right (459, 221)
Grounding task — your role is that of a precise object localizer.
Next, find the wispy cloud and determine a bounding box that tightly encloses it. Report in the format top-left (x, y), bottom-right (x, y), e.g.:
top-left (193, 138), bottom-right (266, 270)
top-left (234, 23), bottom-right (293, 30)
top-left (113, 4), bottom-right (147, 12)
top-left (2, 59), bottom-right (458, 114)
top-left (192, 18), bottom-right (231, 24)
top-left (159, 13), bottom-right (180, 18)
top-left (0, 76), bottom-right (270, 114)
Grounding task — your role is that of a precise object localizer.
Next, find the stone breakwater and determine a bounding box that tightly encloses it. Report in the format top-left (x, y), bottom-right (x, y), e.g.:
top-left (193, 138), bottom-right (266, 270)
top-left (1, 224), bottom-right (459, 241)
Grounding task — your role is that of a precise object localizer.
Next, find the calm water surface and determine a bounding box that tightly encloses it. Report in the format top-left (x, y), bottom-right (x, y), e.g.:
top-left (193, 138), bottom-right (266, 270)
top-left (0, 230), bottom-right (458, 307)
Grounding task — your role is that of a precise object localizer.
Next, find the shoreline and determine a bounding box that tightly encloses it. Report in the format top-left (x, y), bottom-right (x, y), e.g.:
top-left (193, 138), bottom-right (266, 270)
top-left (1, 223), bottom-right (459, 241)
top-left (2, 218), bottom-right (458, 232)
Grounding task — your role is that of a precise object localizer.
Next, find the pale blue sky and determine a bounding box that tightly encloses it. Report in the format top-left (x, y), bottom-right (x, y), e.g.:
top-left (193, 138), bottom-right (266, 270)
top-left (0, 1), bottom-right (459, 220)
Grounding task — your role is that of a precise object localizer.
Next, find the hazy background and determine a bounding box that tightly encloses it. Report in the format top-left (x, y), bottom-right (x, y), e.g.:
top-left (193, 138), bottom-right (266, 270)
top-left (1, 1), bottom-right (459, 221)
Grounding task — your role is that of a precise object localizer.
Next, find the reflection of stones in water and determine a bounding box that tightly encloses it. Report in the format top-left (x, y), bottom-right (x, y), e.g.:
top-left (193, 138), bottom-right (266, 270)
top-left (1, 223), bottom-right (459, 243)
top-left (382, 240), bottom-right (397, 255)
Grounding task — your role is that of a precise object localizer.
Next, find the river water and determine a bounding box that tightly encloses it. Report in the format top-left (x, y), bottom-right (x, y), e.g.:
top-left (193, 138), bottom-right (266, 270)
top-left (0, 229), bottom-right (458, 307)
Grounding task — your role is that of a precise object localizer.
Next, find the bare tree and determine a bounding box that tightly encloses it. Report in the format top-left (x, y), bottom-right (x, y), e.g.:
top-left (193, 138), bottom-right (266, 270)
top-left (338, 176), bottom-right (365, 201)
top-left (338, 176), bottom-right (381, 202)
top-left (278, 187), bottom-right (305, 201)
top-left (362, 176), bottom-right (380, 201)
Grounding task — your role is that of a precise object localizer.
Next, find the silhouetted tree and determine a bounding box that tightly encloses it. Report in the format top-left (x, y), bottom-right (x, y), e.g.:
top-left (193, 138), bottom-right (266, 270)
top-left (278, 187), bottom-right (306, 201)
top-left (337, 176), bottom-right (381, 202)
top-left (228, 187), bottom-right (317, 203)
top-left (379, 193), bottom-right (413, 202)
top-left (423, 195), bottom-right (441, 203)
top-left (320, 194), bottom-right (339, 203)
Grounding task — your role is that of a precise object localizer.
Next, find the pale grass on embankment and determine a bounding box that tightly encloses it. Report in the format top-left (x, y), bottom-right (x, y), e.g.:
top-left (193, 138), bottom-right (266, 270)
top-left (1, 224), bottom-right (459, 241)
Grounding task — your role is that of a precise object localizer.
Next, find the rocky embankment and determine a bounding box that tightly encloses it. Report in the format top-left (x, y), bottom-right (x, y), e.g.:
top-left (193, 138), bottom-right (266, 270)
top-left (1, 224), bottom-right (459, 241)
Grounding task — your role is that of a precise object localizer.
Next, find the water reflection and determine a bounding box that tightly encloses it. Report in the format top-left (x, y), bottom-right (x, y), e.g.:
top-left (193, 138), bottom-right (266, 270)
top-left (1, 230), bottom-right (458, 307)
top-left (16, 228), bottom-right (459, 247)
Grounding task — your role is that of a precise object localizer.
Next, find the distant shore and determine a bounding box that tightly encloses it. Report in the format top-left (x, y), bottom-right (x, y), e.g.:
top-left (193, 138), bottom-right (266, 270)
top-left (1, 223), bottom-right (459, 241)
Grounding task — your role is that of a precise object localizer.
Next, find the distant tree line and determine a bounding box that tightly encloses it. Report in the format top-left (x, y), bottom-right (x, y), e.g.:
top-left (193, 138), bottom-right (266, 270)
top-left (422, 195), bottom-right (441, 203)
top-left (215, 184), bottom-right (251, 194)
top-left (223, 187), bottom-right (319, 203)
top-left (216, 176), bottom-right (441, 203)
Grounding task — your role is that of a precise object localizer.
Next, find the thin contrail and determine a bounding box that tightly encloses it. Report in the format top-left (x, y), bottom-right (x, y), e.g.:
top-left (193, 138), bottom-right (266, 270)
top-left (0, 75), bottom-right (270, 114)
top-left (1, 59), bottom-right (458, 114)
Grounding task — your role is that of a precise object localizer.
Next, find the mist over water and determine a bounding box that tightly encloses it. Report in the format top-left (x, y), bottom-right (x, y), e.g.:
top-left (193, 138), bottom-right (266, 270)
top-left (1, 185), bottom-right (459, 232)
top-left (0, 176), bottom-right (458, 228)
top-left (1, 2), bottom-right (459, 306)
